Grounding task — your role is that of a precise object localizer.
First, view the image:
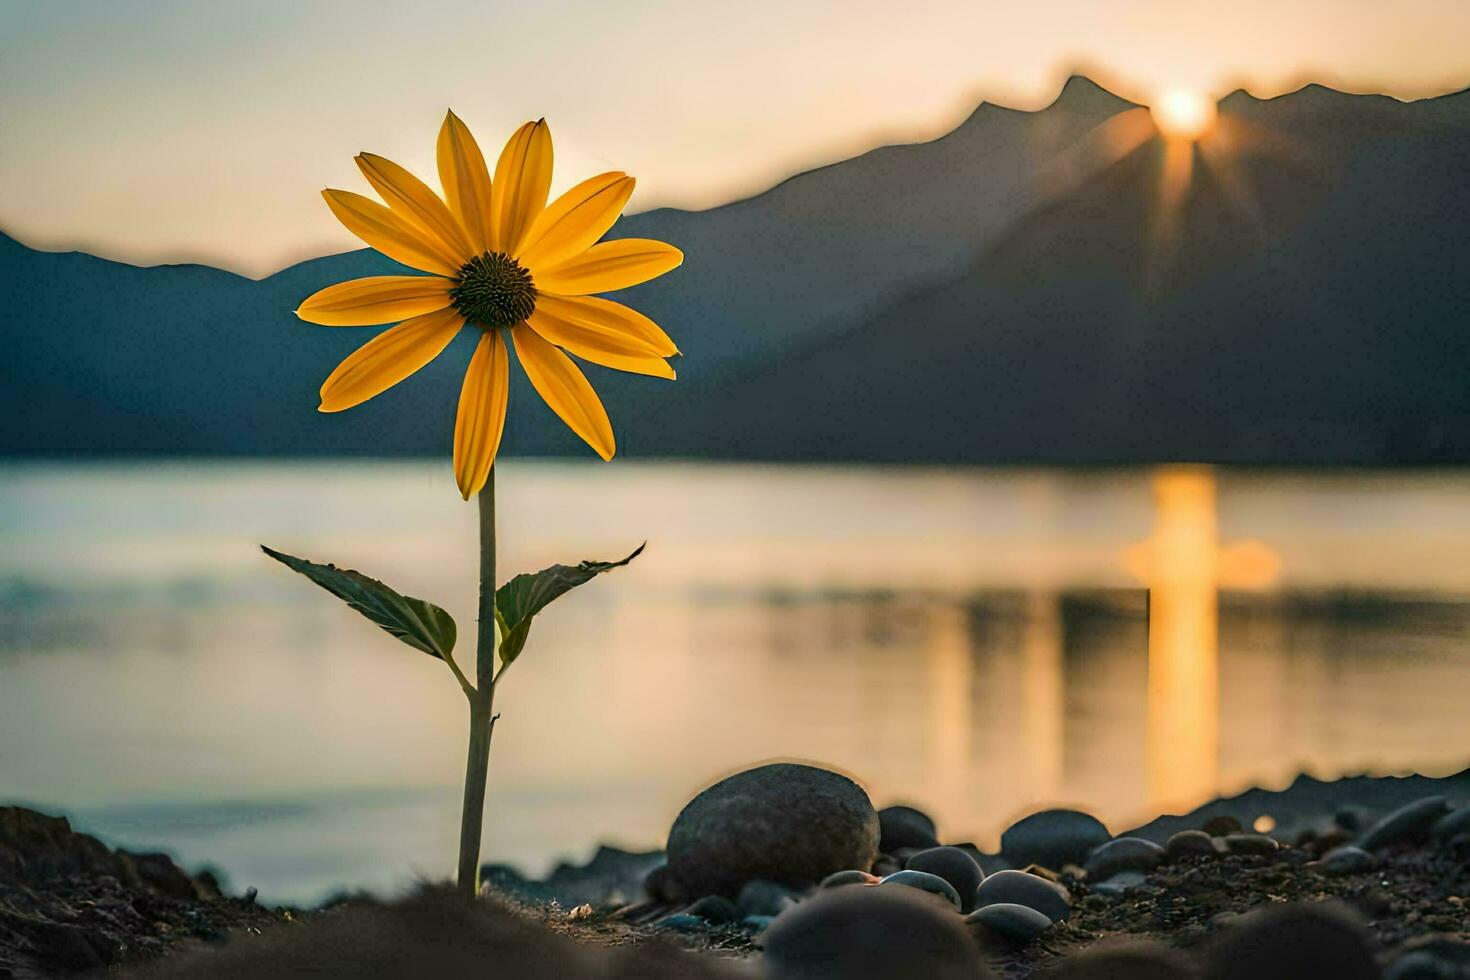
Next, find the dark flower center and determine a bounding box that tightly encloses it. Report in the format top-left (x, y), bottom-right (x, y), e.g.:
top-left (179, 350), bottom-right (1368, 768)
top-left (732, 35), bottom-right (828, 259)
top-left (450, 252), bottom-right (536, 329)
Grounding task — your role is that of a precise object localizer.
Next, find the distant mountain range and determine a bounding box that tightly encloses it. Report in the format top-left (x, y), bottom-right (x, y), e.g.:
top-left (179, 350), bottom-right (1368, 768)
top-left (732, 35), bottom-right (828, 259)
top-left (4, 77), bottom-right (1468, 463)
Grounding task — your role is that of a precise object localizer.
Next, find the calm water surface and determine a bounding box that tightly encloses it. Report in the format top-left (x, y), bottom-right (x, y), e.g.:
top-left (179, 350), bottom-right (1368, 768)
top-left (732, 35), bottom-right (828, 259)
top-left (2, 461), bottom-right (1469, 903)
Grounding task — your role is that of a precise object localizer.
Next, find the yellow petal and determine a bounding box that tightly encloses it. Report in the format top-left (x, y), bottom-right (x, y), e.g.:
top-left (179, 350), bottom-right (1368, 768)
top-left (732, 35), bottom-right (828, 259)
top-left (454, 330), bottom-right (510, 499)
top-left (533, 238), bottom-right (683, 295)
top-left (356, 152), bottom-right (472, 265)
top-left (490, 120), bottom-right (553, 255)
top-left (572, 350), bottom-right (676, 380)
top-left (511, 322), bottom-right (615, 460)
top-left (517, 173), bottom-right (635, 272)
top-left (526, 305), bottom-right (663, 361)
top-left (297, 276), bottom-right (455, 326)
top-left (318, 307), bottom-right (464, 413)
top-left (323, 189), bottom-right (462, 277)
top-left (436, 110), bottom-right (494, 255)
top-left (534, 293), bottom-right (679, 357)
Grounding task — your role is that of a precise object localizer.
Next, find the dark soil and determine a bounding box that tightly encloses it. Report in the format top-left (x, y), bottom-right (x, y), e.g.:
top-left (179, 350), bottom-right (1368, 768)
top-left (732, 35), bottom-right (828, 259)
top-left (987, 835), bottom-right (1470, 977)
top-left (0, 807), bottom-right (290, 979)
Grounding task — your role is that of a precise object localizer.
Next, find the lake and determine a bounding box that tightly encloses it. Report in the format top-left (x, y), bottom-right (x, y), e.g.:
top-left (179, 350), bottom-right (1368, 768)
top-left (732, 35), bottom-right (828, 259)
top-left (2, 461), bottom-right (1469, 904)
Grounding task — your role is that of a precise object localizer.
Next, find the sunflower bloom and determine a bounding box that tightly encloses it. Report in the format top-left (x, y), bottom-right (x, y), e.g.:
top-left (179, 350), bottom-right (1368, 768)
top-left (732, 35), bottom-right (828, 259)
top-left (297, 112), bottom-right (683, 498)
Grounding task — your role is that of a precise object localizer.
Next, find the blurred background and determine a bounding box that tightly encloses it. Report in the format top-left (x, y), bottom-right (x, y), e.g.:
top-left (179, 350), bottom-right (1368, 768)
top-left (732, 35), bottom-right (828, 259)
top-left (2, 1), bottom-right (1469, 904)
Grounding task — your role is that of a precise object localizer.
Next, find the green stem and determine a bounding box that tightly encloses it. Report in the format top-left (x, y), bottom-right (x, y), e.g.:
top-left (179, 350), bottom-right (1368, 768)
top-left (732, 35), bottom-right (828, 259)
top-left (455, 467), bottom-right (497, 899)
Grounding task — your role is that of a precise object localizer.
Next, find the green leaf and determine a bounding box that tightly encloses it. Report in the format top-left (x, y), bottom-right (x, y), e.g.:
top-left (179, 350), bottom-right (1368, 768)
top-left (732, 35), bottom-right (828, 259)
top-left (495, 543), bottom-right (644, 667)
top-left (261, 545), bottom-right (456, 660)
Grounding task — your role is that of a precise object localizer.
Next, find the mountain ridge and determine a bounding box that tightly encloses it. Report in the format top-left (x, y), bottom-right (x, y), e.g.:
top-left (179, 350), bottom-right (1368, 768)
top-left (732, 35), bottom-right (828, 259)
top-left (3, 78), bottom-right (1468, 463)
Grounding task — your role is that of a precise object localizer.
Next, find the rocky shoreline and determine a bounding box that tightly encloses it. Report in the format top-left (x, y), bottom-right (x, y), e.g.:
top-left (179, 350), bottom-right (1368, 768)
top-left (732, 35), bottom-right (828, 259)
top-left (4, 765), bottom-right (1470, 978)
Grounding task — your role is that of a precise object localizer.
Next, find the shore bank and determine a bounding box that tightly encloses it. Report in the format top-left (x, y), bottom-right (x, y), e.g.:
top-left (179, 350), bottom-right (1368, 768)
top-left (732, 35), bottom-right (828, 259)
top-left (4, 765), bottom-right (1469, 978)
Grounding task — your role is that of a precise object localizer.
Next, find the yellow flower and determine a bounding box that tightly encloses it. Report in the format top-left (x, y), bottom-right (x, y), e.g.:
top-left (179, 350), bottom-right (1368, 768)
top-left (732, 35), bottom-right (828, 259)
top-left (297, 112), bottom-right (683, 499)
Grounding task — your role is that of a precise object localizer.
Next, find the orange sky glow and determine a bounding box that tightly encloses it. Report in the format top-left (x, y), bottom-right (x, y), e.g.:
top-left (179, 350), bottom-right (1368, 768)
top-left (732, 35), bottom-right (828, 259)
top-left (1, 0), bottom-right (1466, 277)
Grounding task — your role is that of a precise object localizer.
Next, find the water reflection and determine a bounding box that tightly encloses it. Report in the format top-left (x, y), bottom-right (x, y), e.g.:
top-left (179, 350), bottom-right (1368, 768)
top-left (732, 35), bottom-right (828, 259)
top-left (1, 462), bottom-right (1469, 902)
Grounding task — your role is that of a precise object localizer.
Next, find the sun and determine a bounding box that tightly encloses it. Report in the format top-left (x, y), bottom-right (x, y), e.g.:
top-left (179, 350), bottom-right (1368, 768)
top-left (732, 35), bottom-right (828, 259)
top-left (1150, 88), bottom-right (1218, 141)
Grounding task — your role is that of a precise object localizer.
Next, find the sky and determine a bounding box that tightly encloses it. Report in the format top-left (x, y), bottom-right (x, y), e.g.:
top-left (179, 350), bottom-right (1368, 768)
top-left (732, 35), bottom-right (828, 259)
top-left (1, 0), bottom-right (1467, 278)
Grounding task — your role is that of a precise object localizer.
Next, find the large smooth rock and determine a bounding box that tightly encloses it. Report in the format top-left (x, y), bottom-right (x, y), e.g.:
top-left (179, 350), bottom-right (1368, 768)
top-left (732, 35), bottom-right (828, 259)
top-left (1001, 809), bottom-right (1110, 870)
top-left (905, 847), bottom-right (984, 912)
top-left (763, 884), bottom-right (991, 979)
top-left (1084, 837), bottom-right (1165, 881)
top-left (666, 763), bottom-right (880, 898)
top-left (975, 869), bottom-right (1071, 923)
top-left (1360, 796), bottom-right (1451, 851)
top-left (878, 805), bottom-right (940, 852)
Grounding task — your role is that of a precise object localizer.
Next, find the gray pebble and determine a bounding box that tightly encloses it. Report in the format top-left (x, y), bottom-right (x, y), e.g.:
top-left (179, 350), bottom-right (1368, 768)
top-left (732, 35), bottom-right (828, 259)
top-left (965, 902), bottom-right (1054, 943)
top-left (742, 914), bottom-right (777, 933)
top-left (1091, 870), bottom-right (1148, 897)
top-left (1202, 815), bottom-right (1244, 837)
top-left (686, 894), bottom-right (740, 923)
top-left (1223, 833), bottom-right (1280, 856)
top-left (1085, 837), bottom-right (1165, 880)
top-left (1000, 809), bottom-right (1110, 871)
top-left (1431, 807), bottom-right (1470, 844)
top-left (877, 805), bottom-right (940, 852)
top-left (819, 869), bottom-right (880, 889)
top-left (1360, 796), bottom-right (1451, 851)
top-left (1384, 937), bottom-right (1470, 980)
top-left (880, 869), bottom-right (962, 910)
top-left (738, 879), bottom-right (799, 917)
top-left (905, 846), bottom-right (984, 913)
top-left (659, 913), bottom-right (709, 932)
top-left (1320, 846), bottom-right (1378, 876)
top-left (974, 869), bottom-right (1070, 923)
top-left (1166, 830), bottom-right (1220, 861)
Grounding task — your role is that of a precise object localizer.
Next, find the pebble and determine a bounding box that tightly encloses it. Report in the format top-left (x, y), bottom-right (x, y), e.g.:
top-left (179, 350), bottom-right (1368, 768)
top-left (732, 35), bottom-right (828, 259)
top-left (685, 895), bottom-right (740, 924)
top-left (879, 869), bottom-right (962, 910)
top-left (877, 805), bottom-right (940, 852)
top-left (965, 902), bottom-right (1054, 943)
top-left (665, 763), bottom-right (880, 897)
top-left (1165, 830), bottom-right (1220, 861)
top-left (1319, 845), bottom-right (1378, 876)
top-left (1384, 937), bottom-right (1470, 980)
top-left (1202, 815), bottom-right (1245, 837)
top-left (974, 869), bottom-right (1071, 923)
top-left (1084, 837), bottom-right (1165, 880)
top-left (1360, 796), bottom-right (1451, 851)
top-left (819, 870), bottom-right (880, 889)
top-left (737, 879), bottom-right (799, 918)
top-left (742, 914), bottom-right (777, 933)
top-left (1000, 809), bottom-right (1110, 871)
top-left (659, 913), bottom-right (709, 932)
top-left (904, 846), bottom-right (984, 912)
top-left (1223, 833), bottom-right (1281, 856)
top-left (644, 862), bottom-right (678, 902)
top-left (871, 855), bottom-right (903, 877)
top-left (1091, 870), bottom-right (1147, 897)
top-left (1431, 807), bottom-right (1470, 844)
top-left (1205, 902), bottom-right (1378, 980)
top-left (762, 884), bottom-right (986, 980)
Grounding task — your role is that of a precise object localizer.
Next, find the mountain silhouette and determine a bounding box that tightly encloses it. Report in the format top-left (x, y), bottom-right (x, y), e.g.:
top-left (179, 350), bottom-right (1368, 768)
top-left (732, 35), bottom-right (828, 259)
top-left (3, 78), bottom-right (1468, 462)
